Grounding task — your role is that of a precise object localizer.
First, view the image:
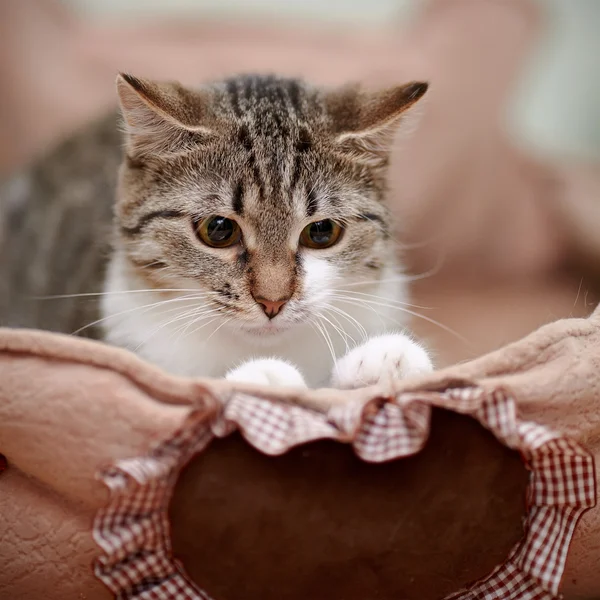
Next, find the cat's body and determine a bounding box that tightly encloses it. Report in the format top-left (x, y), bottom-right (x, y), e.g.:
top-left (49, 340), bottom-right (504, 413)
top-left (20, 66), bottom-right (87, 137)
top-left (0, 113), bottom-right (120, 337)
top-left (1, 74), bottom-right (432, 388)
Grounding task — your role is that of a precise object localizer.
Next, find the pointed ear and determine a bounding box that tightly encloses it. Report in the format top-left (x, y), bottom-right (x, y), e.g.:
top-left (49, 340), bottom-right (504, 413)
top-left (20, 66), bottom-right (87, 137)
top-left (326, 81), bottom-right (428, 166)
top-left (116, 73), bottom-right (214, 158)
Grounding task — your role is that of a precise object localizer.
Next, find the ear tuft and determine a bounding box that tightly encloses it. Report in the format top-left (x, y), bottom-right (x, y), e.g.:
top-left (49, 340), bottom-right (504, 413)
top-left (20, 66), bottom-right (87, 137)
top-left (120, 72), bottom-right (142, 88)
top-left (403, 81), bottom-right (429, 103)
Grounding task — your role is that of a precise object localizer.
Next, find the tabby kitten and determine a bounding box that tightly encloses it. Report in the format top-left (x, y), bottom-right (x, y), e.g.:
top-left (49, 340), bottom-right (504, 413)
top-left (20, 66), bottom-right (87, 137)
top-left (1, 73), bottom-right (432, 388)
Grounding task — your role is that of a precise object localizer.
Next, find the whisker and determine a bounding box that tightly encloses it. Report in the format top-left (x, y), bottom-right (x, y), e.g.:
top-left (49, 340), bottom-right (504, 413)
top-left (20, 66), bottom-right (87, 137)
top-left (135, 306), bottom-right (223, 351)
top-left (319, 311), bottom-right (353, 352)
top-left (332, 295), bottom-right (470, 345)
top-left (205, 316), bottom-right (233, 343)
top-left (322, 308), bottom-right (355, 343)
top-left (331, 296), bottom-right (388, 329)
top-left (314, 317), bottom-right (338, 366)
top-left (70, 294), bottom-right (209, 336)
top-left (324, 304), bottom-right (361, 352)
top-left (335, 255), bottom-right (445, 290)
top-left (171, 307), bottom-right (224, 343)
top-left (314, 318), bottom-right (339, 382)
top-left (35, 289), bottom-right (215, 300)
top-left (324, 303), bottom-right (369, 342)
top-left (331, 296), bottom-right (422, 337)
top-left (330, 289), bottom-right (433, 310)
top-left (571, 276), bottom-right (585, 316)
top-left (182, 316), bottom-right (222, 342)
top-left (389, 235), bottom-right (443, 251)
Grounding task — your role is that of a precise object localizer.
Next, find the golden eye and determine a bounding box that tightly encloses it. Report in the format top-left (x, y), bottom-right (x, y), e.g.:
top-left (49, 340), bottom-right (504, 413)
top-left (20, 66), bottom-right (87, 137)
top-left (299, 219), bottom-right (343, 249)
top-left (195, 216), bottom-right (242, 248)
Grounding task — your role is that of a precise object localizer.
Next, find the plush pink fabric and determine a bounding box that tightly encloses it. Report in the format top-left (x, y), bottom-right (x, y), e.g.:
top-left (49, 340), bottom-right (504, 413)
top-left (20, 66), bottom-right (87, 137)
top-left (0, 335), bottom-right (194, 600)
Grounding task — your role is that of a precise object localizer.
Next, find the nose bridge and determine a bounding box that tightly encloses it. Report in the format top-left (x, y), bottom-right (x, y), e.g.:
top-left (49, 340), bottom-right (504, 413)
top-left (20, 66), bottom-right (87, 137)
top-left (249, 253), bottom-right (296, 301)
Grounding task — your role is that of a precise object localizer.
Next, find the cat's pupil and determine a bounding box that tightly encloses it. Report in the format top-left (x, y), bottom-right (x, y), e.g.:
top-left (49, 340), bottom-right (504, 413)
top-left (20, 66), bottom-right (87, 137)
top-left (207, 216), bottom-right (234, 242)
top-left (309, 220), bottom-right (334, 244)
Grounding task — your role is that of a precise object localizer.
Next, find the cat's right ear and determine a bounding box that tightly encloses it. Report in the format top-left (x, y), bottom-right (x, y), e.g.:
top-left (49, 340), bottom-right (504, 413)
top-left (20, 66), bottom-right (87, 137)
top-left (116, 73), bottom-right (214, 159)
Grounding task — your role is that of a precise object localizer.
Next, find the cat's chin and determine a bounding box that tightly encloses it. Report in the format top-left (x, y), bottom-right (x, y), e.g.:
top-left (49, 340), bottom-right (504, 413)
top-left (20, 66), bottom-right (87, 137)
top-left (237, 321), bottom-right (295, 342)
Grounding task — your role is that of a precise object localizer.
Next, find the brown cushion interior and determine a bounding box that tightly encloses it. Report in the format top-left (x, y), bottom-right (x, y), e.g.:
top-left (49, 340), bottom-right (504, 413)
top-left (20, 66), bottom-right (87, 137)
top-left (170, 408), bottom-right (529, 600)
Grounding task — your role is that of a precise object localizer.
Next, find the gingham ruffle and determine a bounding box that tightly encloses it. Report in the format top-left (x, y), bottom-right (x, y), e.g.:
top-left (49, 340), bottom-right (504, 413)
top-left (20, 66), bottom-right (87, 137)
top-left (93, 385), bottom-right (596, 600)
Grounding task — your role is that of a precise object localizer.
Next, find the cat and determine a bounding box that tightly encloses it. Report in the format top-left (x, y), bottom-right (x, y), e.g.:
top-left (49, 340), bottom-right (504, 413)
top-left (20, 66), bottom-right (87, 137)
top-left (0, 73), bottom-right (433, 389)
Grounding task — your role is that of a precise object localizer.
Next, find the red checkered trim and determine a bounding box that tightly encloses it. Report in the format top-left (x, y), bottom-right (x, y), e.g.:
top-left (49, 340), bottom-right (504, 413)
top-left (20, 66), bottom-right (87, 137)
top-left (94, 411), bottom-right (215, 600)
top-left (93, 386), bottom-right (595, 600)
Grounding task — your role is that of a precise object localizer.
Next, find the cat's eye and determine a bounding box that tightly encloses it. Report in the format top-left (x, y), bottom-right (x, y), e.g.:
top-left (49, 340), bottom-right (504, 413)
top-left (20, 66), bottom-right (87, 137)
top-left (195, 216), bottom-right (242, 248)
top-left (299, 219), bottom-right (343, 249)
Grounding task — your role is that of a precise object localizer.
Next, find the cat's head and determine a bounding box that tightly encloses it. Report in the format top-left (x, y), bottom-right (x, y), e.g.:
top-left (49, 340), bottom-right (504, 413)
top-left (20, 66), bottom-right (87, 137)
top-left (114, 73), bottom-right (427, 339)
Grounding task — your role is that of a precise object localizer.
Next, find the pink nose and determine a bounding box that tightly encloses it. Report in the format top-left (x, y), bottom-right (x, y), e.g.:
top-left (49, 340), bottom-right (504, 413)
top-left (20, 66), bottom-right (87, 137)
top-left (254, 296), bottom-right (289, 319)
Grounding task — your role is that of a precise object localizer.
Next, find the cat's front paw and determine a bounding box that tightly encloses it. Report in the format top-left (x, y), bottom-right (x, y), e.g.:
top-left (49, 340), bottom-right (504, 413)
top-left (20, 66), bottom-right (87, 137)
top-left (225, 358), bottom-right (307, 388)
top-left (331, 333), bottom-right (433, 390)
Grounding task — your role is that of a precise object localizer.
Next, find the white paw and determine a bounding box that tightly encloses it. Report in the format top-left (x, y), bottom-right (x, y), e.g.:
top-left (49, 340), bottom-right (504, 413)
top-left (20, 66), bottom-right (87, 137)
top-left (225, 358), bottom-right (307, 388)
top-left (330, 333), bottom-right (433, 389)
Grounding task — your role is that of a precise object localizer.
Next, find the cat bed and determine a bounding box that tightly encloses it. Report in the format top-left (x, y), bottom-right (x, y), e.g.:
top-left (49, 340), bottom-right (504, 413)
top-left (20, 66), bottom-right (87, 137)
top-left (1, 307), bottom-right (600, 600)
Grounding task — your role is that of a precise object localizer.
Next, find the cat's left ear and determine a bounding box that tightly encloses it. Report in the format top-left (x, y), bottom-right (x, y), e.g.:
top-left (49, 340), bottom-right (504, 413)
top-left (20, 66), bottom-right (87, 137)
top-left (326, 81), bottom-right (428, 166)
top-left (116, 73), bottom-right (215, 158)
